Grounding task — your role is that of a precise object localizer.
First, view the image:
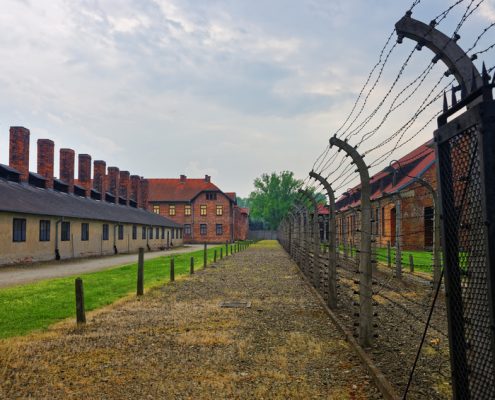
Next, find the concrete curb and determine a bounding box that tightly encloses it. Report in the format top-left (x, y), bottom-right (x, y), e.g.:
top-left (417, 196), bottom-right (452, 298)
top-left (293, 260), bottom-right (400, 400)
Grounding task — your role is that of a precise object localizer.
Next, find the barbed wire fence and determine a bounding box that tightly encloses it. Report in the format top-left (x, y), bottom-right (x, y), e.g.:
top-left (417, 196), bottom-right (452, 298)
top-left (279, 0), bottom-right (495, 398)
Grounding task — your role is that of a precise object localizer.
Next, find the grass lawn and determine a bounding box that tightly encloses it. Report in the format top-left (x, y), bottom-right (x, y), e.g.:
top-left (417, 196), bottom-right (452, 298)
top-left (0, 244), bottom-right (241, 339)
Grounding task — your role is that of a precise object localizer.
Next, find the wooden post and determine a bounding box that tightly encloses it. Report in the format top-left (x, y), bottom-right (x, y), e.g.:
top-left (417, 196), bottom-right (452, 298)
top-left (190, 257), bottom-right (194, 274)
top-left (220, 247), bottom-right (223, 259)
top-left (170, 257), bottom-right (175, 282)
top-left (225, 241), bottom-right (229, 256)
top-left (387, 241), bottom-right (391, 268)
top-left (137, 247), bottom-right (144, 296)
top-left (75, 277), bottom-right (86, 324)
top-left (214, 249), bottom-right (217, 263)
top-left (409, 254), bottom-right (414, 273)
top-left (203, 243), bottom-right (207, 268)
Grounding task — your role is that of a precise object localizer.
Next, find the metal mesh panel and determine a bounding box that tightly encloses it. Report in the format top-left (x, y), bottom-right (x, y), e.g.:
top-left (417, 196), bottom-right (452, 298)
top-left (438, 123), bottom-right (495, 399)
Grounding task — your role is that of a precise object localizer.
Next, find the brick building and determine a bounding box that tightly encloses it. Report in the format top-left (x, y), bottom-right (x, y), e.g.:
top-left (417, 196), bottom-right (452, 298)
top-left (334, 142), bottom-right (436, 251)
top-left (0, 127), bottom-right (182, 266)
top-left (147, 175), bottom-right (249, 243)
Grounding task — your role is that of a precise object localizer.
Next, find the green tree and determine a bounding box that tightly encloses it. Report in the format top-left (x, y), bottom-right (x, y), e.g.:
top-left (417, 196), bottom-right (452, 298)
top-left (248, 171), bottom-right (303, 229)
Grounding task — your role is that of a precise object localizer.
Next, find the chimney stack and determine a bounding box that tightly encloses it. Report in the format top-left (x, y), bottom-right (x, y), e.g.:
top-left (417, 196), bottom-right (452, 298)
top-left (140, 178), bottom-right (149, 210)
top-left (37, 139), bottom-right (54, 188)
top-left (60, 148), bottom-right (75, 193)
top-left (130, 175), bottom-right (141, 206)
top-left (119, 170), bottom-right (130, 205)
top-left (9, 126), bottom-right (30, 183)
top-left (93, 160), bottom-right (107, 200)
top-left (107, 166), bottom-right (120, 203)
top-left (78, 154), bottom-right (92, 197)
top-left (180, 174), bottom-right (187, 183)
top-left (204, 174), bottom-right (211, 183)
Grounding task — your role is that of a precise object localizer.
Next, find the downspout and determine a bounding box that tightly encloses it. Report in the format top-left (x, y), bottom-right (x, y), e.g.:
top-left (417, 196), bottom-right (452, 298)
top-left (55, 217), bottom-right (63, 260)
top-left (146, 225), bottom-right (151, 251)
top-left (113, 224), bottom-right (118, 254)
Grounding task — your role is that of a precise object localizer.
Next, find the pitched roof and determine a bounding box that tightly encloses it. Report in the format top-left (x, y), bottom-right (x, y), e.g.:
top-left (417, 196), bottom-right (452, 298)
top-left (147, 178), bottom-right (231, 202)
top-left (239, 207), bottom-right (250, 215)
top-left (335, 142), bottom-right (435, 211)
top-left (0, 178), bottom-right (181, 227)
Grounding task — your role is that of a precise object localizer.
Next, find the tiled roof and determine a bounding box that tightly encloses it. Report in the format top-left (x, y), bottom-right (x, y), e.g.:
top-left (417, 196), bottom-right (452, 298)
top-left (317, 204), bottom-right (329, 215)
top-left (336, 142), bottom-right (435, 211)
top-left (0, 179), bottom-right (181, 227)
top-left (225, 192), bottom-right (236, 202)
top-left (147, 179), bottom-right (221, 202)
top-left (239, 207), bottom-right (250, 215)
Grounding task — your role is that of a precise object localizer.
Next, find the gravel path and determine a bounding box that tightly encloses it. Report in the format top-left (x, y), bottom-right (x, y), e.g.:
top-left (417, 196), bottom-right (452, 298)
top-left (0, 241), bottom-right (381, 399)
top-left (0, 245), bottom-right (204, 288)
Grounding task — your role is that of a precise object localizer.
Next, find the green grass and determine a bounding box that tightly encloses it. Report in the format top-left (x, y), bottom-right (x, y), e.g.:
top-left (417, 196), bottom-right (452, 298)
top-left (0, 244), bottom-right (242, 339)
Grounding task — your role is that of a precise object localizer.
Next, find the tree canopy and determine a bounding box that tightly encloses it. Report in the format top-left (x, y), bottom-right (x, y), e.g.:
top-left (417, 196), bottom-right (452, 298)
top-left (248, 171), bottom-right (303, 229)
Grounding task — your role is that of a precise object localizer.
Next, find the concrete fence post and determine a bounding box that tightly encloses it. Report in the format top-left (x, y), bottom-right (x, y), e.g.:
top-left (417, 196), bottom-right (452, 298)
top-left (409, 254), bottom-right (414, 273)
top-left (330, 136), bottom-right (373, 347)
top-left (309, 170), bottom-right (337, 309)
top-left (170, 257), bottom-right (175, 282)
top-left (190, 257), bottom-right (194, 274)
top-left (299, 189), bottom-right (321, 290)
top-left (395, 196), bottom-right (402, 279)
top-left (204, 243), bottom-right (207, 268)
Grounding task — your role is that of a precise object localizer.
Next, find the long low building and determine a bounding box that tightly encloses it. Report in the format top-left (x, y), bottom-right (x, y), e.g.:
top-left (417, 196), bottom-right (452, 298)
top-left (0, 126), bottom-right (183, 266)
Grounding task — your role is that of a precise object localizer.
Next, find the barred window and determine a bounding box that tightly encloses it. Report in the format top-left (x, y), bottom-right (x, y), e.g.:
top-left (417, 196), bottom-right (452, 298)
top-left (185, 205), bottom-right (191, 216)
top-left (216, 205), bottom-right (223, 216)
top-left (39, 220), bottom-right (50, 242)
top-left (118, 225), bottom-right (124, 240)
top-left (216, 224), bottom-right (223, 235)
top-left (61, 221), bottom-right (70, 241)
top-left (206, 192), bottom-right (217, 200)
top-left (13, 218), bottom-right (26, 242)
top-left (81, 223), bottom-right (89, 241)
top-left (161, 227), bottom-right (165, 239)
top-left (172, 229), bottom-right (175, 239)
top-left (149, 227), bottom-right (153, 240)
top-left (142, 226), bottom-right (146, 240)
top-left (132, 225), bottom-right (137, 240)
top-left (156, 227), bottom-right (159, 238)
top-left (103, 224), bottom-right (109, 241)
top-left (184, 224), bottom-right (191, 235)
top-left (200, 224), bottom-right (207, 235)
top-left (169, 205), bottom-right (176, 216)
top-left (200, 205), bottom-right (207, 216)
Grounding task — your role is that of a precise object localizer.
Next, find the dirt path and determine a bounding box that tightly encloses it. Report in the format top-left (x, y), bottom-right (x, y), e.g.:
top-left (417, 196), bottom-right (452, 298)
top-left (0, 244), bottom-right (204, 288)
top-left (0, 241), bottom-right (381, 399)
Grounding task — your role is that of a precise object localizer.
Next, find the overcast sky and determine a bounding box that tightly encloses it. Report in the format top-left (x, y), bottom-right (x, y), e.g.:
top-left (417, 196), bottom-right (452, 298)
top-left (0, 0), bottom-right (493, 197)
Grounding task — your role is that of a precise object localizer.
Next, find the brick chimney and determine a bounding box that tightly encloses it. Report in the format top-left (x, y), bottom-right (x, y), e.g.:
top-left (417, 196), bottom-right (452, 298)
top-left (37, 139), bottom-right (54, 189)
top-left (140, 178), bottom-right (149, 210)
top-left (130, 175), bottom-right (141, 206)
top-left (9, 126), bottom-right (30, 183)
top-left (204, 174), bottom-right (211, 183)
top-left (119, 170), bottom-right (130, 205)
top-left (93, 160), bottom-right (106, 199)
top-left (60, 148), bottom-right (75, 193)
top-left (107, 166), bottom-right (120, 203)
top-left (78, 154), bottom-right (92, 197)
top-left (180, 174), bottom-right (187, 183)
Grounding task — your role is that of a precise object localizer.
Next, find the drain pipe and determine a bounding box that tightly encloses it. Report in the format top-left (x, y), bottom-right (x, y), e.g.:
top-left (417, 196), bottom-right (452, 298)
top-left (55, 218), bottom-right (63, 260)
top-left (113, 224), bottom-right (118, 254)
top-left (146, 225), bottom-right (151, 251)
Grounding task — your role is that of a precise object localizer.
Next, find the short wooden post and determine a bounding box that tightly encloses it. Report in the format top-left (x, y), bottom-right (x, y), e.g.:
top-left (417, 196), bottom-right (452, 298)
top-left (230, 244), bottom-right (233, 255)
top-left (214, 249), bottom-right (217, 263)
top-left (190, 257), bottom-right (194, 274)
top-left (225, 241), bottom-right (229, 256)
top-left (137, 247), bottom-right (144, 296)
top-left (170, 257), bottom-right (175, 282)
top-left (409, 254), bottom-right (414, 273)
top-left (75, 277), bottom-right (86, 324)
top-left (220, 247), bottom-right (223, 259)
top-left (387, 241), bottom-right (391, 268)
top-left (204, 243), bottom-right (207, 268)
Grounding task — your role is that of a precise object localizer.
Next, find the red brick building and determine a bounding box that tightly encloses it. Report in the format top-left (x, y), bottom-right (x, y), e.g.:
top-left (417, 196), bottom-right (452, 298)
top-left (146, 175), bottom-right (249, 244)
top-left (334, 142), bottom-right (436, 251)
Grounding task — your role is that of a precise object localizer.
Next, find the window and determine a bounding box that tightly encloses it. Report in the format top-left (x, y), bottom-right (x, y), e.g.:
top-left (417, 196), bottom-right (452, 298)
top-left (156, 227), bottom-right (159, 238)
top-left (103, 224), bottom-right (109, 241)
top-left (161, 227), bottom-right (165, 239)
top-left (13, 218), bottom-right (26, 242)
top-left (39, 220), bottom-right (50, 242)
top-left (200, 224), bottom-right (207, 236)
top-left (118, 225), bottom-right (124, 240)
top-left (216, 224), bottom-right (223, 235)
top-left (179, 229), bottom-right (182, 239)
top-left (172, 228), bottom-right (175, 239)
top-left (132, 225), bottom-right (137, 240)
top-left (149, 227), bottom-right (153, 239)
top-left (200, 205), bottom-right (207, 216)
top-left (81, 223), bottom-right (89, 241)
top-left (153, 205), bottom-right (160, 214)
top-left (206, 192), bottom-right (217, 200)
top-left (61, 221), bottom-right (71, 241)
top-left (169, 205), bottom-right (176, 216)
top-left (184, 224), bottom-right (191, 236)
top-left (142, 226), bottom-right (146, 240)
top-left (185, 205), bottom-right (191, 216)
top-left (216, 205), bottom-right (223, 216)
